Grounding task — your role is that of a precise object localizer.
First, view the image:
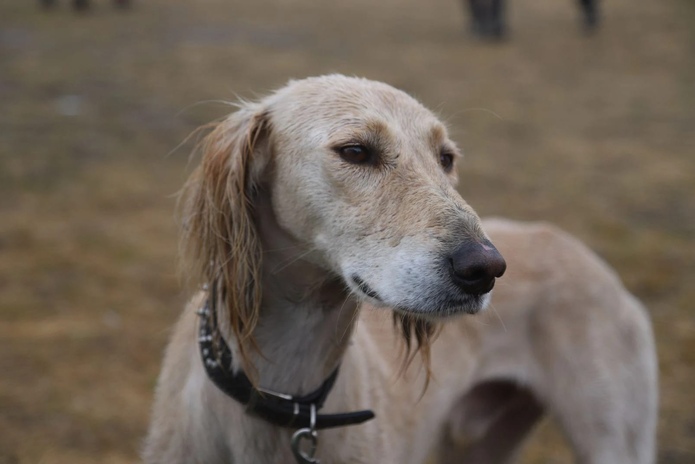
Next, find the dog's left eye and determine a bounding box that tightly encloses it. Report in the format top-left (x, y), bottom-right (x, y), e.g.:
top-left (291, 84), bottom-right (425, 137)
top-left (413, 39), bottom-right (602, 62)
top-left (440, 152), bottom-right (454, 172)
top-left (337, 145), bottom-right (374, 165)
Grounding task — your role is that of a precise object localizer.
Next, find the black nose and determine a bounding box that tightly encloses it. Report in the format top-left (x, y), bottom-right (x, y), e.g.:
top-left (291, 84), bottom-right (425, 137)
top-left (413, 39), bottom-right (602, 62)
top-left (449, 240), bottom-right (506, 295)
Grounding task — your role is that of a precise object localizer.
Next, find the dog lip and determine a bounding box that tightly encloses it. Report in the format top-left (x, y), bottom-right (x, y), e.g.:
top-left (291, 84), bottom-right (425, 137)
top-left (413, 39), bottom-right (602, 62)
top-left (394, 293), bottom-right (487, 319)
top-left (444, 296), bottom-right (484, 313)
top-left (463, 278), bottom-right (496, 297)
top-left (351, 274), bottom-right (382, 301)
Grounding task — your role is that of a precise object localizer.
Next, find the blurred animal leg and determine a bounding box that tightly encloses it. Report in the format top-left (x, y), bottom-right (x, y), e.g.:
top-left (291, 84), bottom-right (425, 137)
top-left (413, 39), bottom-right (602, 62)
top-left (578, 0), bottom-right (599, 31)
top-left (466, 0), bottom-right (488, 37)
top-left (73, 0), bottom-right (89, 11)
top-left (488, 0), bottom-right (507, 39)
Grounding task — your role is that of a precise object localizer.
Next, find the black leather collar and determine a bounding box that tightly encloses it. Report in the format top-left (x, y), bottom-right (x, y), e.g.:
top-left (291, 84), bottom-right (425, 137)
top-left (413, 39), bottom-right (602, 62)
top-left (197, 295), bottom-right (376, 430)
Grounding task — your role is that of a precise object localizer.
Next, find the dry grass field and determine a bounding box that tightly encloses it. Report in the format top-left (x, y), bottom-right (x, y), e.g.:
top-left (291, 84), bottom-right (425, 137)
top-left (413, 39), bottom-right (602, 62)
top-left (1, 0), bottom-right (693, 462)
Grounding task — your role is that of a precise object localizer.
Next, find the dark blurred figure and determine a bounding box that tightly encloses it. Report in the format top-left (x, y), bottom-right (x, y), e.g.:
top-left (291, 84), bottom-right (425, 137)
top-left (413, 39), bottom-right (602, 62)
top-left (467, 0), bottom-right (506, 39)
top-left (465, 0), bottom-right (599, 40)
top-left (40, 0), bottom-right (131, 11)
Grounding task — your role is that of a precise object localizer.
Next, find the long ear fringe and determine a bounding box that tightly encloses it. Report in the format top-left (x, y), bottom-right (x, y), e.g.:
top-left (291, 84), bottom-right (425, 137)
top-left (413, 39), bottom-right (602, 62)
top-left (393, 313), bottom-right (440, 393)
top-left (178, 106), bottom-right (268, 382)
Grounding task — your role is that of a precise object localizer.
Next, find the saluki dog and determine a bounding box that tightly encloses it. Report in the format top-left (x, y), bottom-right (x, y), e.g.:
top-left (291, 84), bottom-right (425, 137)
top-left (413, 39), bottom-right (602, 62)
top-left (144, 75), bottom-right (657, 463)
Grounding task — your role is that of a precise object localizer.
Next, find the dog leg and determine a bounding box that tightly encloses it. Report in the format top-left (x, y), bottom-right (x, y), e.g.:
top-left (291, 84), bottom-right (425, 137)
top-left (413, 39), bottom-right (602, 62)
top-left (531, 298), bottom-right (658, 464)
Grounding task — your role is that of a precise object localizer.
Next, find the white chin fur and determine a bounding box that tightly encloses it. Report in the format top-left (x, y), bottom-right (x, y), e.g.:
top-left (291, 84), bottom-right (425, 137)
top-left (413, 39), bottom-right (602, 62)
top-left (388, 290), bottom-right (494, 320)
top-left (478, 292), bottom-right (492, 311)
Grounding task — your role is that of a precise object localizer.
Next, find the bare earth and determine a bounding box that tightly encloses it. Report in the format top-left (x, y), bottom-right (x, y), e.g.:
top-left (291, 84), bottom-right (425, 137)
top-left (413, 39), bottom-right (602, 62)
top-left (1, 0), bottom-right (693, 462)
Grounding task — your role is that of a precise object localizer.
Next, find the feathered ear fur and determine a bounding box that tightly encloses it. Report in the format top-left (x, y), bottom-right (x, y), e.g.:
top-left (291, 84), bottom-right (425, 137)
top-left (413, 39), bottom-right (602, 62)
top-left (179, 104), bottom-right (270, 378)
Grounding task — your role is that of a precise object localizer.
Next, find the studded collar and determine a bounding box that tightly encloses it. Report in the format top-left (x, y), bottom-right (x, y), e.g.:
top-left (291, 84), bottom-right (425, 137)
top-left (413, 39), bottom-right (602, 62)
top-left (197, 292), bottom-right (376, 430)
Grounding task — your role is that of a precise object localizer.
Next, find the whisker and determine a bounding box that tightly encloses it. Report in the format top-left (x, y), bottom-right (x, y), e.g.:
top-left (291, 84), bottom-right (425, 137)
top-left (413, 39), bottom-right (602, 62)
top-left (336, 289), bottom-right (361, 342)
top-left (271, 247), bottom-right (318, 274)
top-left (263, 244), bottom-right (306, 253)
top-left (488, 301), bottom-right (507, 332)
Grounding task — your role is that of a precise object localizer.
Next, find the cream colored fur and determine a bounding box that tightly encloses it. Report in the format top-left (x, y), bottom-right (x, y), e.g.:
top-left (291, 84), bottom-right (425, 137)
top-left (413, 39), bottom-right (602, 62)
top-left (144, 75), bottom-right (657, 464)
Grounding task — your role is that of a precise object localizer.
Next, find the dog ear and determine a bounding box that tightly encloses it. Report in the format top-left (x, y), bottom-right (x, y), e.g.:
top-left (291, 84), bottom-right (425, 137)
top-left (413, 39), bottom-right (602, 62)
top-left (179, 104), bottom-right (270, 377)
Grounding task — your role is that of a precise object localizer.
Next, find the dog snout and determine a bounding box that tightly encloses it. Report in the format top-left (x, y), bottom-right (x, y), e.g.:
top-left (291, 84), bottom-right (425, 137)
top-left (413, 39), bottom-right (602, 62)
top-left (449, 240), bottom-right (506, 295)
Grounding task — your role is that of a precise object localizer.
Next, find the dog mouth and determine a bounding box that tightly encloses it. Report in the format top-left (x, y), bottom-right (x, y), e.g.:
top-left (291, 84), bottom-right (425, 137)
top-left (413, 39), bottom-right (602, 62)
top-left (446, 293), bottom-right (491, 315)
top-left (350, 273), bottom-right (490, 317)
top-left (351, 274), bottom-right (383, 301)
top-left (395, 293), bottom-right (490, 319)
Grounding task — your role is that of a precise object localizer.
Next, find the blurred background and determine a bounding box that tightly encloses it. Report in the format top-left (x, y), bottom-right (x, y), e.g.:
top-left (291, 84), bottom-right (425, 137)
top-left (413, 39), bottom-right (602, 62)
top-left (1, 0), bottom-right (693, 462)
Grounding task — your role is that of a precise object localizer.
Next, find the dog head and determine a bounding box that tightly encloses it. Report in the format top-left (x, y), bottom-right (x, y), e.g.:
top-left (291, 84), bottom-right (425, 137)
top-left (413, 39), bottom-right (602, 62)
top-left (181, 75), bottom-right (505, 364)
top-left (264, 76), bottom-right (505, 317)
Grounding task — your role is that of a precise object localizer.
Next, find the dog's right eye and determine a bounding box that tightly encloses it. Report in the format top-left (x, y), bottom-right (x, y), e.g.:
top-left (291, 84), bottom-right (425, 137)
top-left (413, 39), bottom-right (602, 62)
top-left (337, 145), bottom-right (374, 165)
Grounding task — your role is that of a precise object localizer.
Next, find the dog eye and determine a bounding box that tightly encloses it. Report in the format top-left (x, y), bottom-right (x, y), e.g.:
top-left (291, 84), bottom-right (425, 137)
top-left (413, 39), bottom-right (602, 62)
top-left (440, 152), bottom-right (454, 172)
top-left (338, 145), bottom-right (374, 165)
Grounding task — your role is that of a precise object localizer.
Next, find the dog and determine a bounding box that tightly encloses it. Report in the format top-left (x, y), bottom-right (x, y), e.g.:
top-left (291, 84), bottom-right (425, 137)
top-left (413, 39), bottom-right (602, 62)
top-left (144, 75), bottom-right (657, 463)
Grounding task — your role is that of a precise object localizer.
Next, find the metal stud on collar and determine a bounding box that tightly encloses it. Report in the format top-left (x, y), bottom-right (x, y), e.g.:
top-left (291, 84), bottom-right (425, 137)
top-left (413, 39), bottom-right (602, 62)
top-left (291, 403), bottom-right (320, 463)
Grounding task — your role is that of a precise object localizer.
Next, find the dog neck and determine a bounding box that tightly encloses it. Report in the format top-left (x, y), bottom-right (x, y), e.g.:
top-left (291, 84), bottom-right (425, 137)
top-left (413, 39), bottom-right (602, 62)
top-left (225, 194), bottom-right (361, 397)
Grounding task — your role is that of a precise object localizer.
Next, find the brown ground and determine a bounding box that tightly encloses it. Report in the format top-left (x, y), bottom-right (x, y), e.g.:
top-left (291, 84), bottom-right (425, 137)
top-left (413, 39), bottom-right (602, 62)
top-left (1, 0), bottom-right (693, 462)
